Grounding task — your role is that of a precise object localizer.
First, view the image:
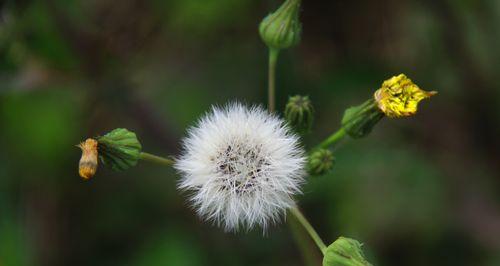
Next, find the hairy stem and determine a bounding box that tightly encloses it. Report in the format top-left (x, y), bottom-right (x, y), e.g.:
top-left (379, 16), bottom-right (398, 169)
top-left (268, 48), bottom-right (280, 112)
top-left (139, 152), bottom-right (175, 166)
top-left (315, 127), bottom-right (347, 150)
top-left (290, 206), bottom-right (327, 255)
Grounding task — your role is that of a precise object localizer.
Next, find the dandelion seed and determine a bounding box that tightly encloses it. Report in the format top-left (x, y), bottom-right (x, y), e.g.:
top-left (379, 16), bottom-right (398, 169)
top-left (175, 103), bottom-right (306, 231)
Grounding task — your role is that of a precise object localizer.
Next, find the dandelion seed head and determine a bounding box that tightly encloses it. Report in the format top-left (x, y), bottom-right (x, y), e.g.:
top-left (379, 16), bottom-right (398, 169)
top-left (175, 103), bottom-right (306, 231)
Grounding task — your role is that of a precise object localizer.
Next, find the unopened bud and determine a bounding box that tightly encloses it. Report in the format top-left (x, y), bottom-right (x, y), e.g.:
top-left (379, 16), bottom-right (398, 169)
top-left (308, 149), bottom-right (334, 176)
top-left (285, 95), bottom-right (314, 134)
top-left (374, 74), bottom-right (437, 118)
top-left (96, 128), bottom-right (142, 171)
top-left (323, 237), bottom-right (373, 266)
top-left (259, 0), bottom-right (302, 50)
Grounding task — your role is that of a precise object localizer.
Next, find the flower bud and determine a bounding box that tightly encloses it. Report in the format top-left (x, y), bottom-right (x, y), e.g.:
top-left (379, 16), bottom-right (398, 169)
top-left (96, 128), bottom-right (142, 171)
top-left (259, 0), bottom-right (302, 50)
top-left (285, 95), bottom-right (314, 134)
top-left (323, 237), bottom-right (373, 266)
top-left (341, 99), bottom-right (384, 139)
top-left (77, 138), bottom-right (99, 180)
top-left (374, 74), bottom-right (437, 118)
top-left (308, 149), bottom-right (334, 176)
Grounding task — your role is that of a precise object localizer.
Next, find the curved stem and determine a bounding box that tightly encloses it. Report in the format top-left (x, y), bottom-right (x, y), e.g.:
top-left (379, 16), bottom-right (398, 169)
top-left (139, 152), bottom-right (175, 167)
top-left (288, 217), bottom-right (322, 265)
top-left (290, 206), bottom-right (327, 255)
top-left (315, 127), bottom-right (347, 150)
top-left (268, 48), bottom-right (280, 112)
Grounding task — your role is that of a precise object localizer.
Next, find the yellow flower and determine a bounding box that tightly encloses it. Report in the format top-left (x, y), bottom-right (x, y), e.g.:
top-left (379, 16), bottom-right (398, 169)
top-left (77, 138), bottom-right (98, 180)
top-left (374, 74), bottom-right (437, 118)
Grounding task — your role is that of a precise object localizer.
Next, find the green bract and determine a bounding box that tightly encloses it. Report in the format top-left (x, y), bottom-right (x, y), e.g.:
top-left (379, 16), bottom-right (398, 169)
top-left (97, 128), bottom-right (142, 171)
top-left (259, 0), bottom-right (302, 50)
top-left (308, 148), bottom-right (334, 176)
top-left (341, 99), bottom-right (384, 139)
top-left (323, 237), bottom-right (373, 266)
top-left (285, 95), bottom-right (314, 134)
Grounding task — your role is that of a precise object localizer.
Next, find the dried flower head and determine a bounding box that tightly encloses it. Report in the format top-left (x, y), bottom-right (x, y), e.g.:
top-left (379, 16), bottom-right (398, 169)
top-left (77, 138), bottom-right (99, 180)
top-left (374, 74), bottom-right (437, 118)
top-left (308, 148), bottom-right (335, 176)
top-left (285, 95), bottom-right (314, 134)
top-left (175, 103), bottom-right (306, 231)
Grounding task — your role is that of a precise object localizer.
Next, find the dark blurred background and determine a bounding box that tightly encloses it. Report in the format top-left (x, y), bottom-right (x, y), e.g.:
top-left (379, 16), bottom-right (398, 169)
top-left (1, 0), bottom-right (500, 265)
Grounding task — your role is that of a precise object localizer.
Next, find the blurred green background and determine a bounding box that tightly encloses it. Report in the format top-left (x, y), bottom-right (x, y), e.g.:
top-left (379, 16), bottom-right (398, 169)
top-left (1, 0), bottom-right (500, 265)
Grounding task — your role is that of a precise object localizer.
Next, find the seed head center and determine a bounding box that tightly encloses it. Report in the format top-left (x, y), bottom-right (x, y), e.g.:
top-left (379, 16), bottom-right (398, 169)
top-left (214, 142), bottom-right (269, 193)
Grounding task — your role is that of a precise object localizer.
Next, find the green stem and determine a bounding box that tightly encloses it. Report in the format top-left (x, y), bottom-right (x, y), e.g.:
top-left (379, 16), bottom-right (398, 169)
top-left (268, 48), bottom-right (280, 112)
top-left (288, 215), bottom-right (322, 266)
top-left (315, 127), bottom-right (347, 150)
top-left (139, 152), bottom-right (175, 166)
top-left (290, 206), bottom-right (327, 255)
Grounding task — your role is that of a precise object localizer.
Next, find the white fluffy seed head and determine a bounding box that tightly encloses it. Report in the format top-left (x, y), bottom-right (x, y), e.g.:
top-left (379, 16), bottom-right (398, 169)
top-left (175, 102), bottom-right (306, 232)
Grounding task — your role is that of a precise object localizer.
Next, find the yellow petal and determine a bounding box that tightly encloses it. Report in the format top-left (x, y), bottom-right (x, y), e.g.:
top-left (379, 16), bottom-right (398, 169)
top-left (374, 74), bottom-right (437, 118)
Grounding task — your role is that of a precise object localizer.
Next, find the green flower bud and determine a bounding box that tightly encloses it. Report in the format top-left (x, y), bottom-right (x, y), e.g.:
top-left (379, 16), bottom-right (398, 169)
top-left (308, 149), bottom-right (334, 176)
top-left (259, 0), bottom-right (302, 50)
top-left (323, 237), bottom-right (373, 266)
top-left (341, 99), bottom-right (384, 139)
top-left (285, 95), bottom-right (314, 134)
top-left (96, 128), bottom-right (142, 171)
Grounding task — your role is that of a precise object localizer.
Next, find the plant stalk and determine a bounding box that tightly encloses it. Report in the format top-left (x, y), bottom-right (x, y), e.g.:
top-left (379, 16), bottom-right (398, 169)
top-left (268, 48), bottom-right (280, 112)
top-left (139, 152), bottom-right (175, 166)
top-left (315, 127), bottom-right (347, 150)
top-left (290, 206), bottom-right (327, 255)
top-left (288, 215), bottom-right (322, 266)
